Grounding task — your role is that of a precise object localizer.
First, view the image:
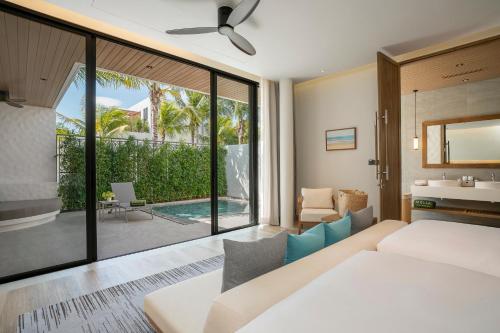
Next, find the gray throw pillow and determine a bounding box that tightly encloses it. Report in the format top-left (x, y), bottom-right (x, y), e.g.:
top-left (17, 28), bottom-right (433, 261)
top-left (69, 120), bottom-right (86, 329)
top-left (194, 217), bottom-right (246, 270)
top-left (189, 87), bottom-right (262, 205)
top-left (221, 231), bottom-right (288, 292)
top-left (348, 206), bottom-right (373, 234)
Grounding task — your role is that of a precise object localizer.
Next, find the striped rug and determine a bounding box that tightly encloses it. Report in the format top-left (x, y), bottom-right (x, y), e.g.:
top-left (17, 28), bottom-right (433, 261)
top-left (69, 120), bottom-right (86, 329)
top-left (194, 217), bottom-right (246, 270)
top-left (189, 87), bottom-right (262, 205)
top-left (17, 255), bottom-right (224, 333)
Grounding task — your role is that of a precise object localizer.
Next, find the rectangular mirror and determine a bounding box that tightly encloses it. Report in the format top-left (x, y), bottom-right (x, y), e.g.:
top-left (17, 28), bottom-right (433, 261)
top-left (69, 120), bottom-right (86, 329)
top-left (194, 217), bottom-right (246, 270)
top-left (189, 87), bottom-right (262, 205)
top-left (422, 114), bottom-right (500, 168)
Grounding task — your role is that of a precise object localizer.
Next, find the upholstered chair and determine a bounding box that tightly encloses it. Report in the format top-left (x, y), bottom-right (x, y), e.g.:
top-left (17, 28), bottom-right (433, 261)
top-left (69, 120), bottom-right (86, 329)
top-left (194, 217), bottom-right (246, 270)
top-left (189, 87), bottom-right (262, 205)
top-left (297, 188), bottom-right (338, 234)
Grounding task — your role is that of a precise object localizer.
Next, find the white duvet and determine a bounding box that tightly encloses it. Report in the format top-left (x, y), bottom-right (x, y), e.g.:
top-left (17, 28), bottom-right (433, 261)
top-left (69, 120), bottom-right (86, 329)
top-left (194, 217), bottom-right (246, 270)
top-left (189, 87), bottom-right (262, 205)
top-left (377, 220), bottom-right (500, 277)
top-left (237, 251), bottom-right (500, 333)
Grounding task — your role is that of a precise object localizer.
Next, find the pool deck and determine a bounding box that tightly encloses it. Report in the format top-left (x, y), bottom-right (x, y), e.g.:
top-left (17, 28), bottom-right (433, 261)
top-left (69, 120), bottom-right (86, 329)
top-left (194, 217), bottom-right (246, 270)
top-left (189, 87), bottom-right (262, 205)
top-left (0, 198), bottom-right (250, 279)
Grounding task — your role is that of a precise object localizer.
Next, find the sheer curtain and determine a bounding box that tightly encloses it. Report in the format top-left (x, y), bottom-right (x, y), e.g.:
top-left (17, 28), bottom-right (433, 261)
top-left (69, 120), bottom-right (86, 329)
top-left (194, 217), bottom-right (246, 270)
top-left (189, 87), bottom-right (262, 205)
top-left (259, 79), bottom-right (280, 225)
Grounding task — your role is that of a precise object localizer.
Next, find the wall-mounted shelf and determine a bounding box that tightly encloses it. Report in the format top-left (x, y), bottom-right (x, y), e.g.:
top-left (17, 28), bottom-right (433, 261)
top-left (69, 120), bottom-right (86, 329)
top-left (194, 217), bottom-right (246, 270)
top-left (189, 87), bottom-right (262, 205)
top-left (412, 207), bottom-right (500, 220)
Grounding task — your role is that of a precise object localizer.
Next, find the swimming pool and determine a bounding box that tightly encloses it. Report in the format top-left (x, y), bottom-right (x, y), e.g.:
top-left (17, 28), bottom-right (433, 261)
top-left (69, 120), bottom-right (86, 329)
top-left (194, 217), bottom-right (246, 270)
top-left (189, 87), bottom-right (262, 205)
top-left (153, 199), bottom-right (249, 223)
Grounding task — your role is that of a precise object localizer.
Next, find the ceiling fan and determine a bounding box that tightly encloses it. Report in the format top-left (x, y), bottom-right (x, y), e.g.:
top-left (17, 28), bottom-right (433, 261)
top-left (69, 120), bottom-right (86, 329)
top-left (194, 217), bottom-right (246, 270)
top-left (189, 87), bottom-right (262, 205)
top-left (0, 90), bottom-right (25, 108)
top-left (166, 0), bottom-right (260, 56)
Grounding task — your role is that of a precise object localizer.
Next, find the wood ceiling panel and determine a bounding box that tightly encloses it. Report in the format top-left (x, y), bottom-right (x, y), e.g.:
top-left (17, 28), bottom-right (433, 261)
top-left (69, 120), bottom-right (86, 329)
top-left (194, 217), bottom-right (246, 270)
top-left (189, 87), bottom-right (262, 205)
top-left (95, 39), bottom-right (248, 102)
top-left (401, 38), bottom-right (500, 95)
top-left (0, 14), bottom-right (250, 109)
top-left (0, 12), bottom-right (85, 108)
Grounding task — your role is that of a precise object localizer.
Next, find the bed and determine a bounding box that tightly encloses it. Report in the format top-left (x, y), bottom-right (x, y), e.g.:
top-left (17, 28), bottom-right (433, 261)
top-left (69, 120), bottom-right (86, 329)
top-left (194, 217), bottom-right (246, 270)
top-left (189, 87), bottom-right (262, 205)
top-left (237, 250), bottom-right (500, 333)
top-left (377, 219), bottom-right (500, 277)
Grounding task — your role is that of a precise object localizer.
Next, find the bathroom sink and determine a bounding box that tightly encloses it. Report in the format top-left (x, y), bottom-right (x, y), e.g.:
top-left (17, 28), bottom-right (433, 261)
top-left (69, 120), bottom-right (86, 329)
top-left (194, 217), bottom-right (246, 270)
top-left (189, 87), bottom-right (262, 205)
top-left (427, 179), bottom-right (460, 187)
top-left (475, 181), bottom-right (500, 190)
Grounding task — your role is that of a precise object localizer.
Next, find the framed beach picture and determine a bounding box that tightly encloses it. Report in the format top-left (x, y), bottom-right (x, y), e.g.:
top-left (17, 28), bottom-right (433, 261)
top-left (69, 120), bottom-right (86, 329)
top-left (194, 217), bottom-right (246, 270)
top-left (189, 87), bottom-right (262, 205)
top-left (325, 127), bottom-right (357, 151)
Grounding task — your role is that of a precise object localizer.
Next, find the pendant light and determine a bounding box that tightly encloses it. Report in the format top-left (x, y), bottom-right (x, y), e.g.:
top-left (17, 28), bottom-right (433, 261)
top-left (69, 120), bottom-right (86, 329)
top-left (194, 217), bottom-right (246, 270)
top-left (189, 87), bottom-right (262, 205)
top-left (413, 89), bottom-right (419, 150)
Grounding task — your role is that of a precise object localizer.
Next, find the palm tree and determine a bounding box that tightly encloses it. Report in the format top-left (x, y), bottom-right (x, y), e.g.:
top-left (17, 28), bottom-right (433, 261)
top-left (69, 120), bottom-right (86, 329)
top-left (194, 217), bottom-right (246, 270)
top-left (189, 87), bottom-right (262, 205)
top-left (95, 106), bottom-right (129, 137)
top-left (158, 101), bottom-right (185, 142)
top-left (217, 115), bottom-right (238, 145)
top-left (217, 98), bottom-right (249, 144)
top-left (234, 101), bottom-right (249, 144)
top-left (75, 67), bottom-right (170, 141)
top-left (57, 105), bottom-right (130, 138)
top-left (168, 88), bottom-right (209, 144)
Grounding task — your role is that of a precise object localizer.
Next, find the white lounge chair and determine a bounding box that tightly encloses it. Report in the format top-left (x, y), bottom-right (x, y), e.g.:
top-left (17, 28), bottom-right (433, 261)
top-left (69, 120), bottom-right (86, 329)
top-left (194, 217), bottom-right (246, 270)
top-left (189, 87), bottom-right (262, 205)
top-left (111, 182), bottom-right (153, 222)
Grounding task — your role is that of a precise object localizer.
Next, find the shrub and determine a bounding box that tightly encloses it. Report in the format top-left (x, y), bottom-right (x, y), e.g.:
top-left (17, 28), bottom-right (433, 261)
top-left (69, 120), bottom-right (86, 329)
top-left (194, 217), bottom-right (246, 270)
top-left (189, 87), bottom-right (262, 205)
top-left (57, 135), bottom-right (227, 210)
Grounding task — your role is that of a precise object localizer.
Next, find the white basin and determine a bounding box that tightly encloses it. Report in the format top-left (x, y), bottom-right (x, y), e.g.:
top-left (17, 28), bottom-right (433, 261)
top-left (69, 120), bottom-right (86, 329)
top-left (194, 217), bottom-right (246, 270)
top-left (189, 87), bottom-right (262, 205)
top-left (475, 181), bottom-right (500, 190)
top-left (427, 179), bottom-right (460, 187)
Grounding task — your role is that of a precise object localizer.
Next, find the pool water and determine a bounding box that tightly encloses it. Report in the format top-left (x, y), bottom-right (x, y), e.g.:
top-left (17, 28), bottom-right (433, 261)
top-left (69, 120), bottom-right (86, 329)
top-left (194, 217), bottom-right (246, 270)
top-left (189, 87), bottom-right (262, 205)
top-left (153, 200), bottom-right (249, 222)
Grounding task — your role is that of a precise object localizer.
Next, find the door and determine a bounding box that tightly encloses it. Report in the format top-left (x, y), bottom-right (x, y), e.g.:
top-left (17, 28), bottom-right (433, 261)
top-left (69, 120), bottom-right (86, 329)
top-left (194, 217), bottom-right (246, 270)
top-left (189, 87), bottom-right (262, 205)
top-left (0, 9), bottom-right (91, 282)
top-left (213, 74), bottom-right (258, 233)
top-left (377, 52), bottom-right (401, 220)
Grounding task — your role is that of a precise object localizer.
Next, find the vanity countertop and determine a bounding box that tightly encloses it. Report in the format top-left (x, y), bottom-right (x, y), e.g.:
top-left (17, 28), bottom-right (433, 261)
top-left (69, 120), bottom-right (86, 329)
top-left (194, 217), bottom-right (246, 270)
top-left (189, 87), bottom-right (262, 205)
top-left (411, 185), bottom-right (500, 203)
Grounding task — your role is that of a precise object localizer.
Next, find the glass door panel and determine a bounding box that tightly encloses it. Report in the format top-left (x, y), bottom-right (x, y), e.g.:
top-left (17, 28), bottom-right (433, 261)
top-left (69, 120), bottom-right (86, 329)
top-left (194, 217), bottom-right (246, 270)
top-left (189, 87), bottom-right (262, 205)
top-left (216, 76), bottom-right (254, 232)
top-left (95, 38), bottom-right (212, 259)
top-left (0, 10), bottom-right (87, 279)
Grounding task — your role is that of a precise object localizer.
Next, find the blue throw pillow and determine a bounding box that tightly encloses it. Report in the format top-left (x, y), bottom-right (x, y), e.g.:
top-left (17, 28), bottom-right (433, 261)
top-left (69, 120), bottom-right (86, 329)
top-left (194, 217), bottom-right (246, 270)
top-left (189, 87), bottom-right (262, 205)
top-left (285, 223), bottom-right (325, 264)
top-left (324, 215), bottom-right (351, 246)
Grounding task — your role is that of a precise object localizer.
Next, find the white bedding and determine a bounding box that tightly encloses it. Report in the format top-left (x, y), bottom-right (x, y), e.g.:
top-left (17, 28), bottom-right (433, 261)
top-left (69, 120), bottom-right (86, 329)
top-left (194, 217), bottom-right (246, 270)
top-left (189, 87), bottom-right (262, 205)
top-left (237, 251), bottom-right (500, 333)
top-left (377, 219), bottom-right (500, 277)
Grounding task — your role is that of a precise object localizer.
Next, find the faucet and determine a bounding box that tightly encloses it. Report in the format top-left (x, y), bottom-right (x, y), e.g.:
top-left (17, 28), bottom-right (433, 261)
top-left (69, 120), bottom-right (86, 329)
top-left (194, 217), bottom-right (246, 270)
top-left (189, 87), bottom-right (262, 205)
top-left (442, 172), bottom-right (446, 180)
top-left (492, 171), bottom-right (496, 182)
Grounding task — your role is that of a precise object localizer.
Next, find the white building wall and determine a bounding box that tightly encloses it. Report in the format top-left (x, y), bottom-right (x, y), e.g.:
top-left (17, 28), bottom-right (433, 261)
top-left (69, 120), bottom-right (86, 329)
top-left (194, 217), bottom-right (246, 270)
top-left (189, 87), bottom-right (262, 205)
top-left (0, 104), bottom-right (57, 201)
top-left (225, 144), bottom-right (249, 200)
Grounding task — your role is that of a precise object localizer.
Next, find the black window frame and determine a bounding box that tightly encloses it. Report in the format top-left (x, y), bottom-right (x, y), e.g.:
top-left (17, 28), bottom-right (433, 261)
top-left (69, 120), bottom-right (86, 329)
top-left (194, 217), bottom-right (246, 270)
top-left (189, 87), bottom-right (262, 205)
top-left (0, 2), bottom-right (259, 284)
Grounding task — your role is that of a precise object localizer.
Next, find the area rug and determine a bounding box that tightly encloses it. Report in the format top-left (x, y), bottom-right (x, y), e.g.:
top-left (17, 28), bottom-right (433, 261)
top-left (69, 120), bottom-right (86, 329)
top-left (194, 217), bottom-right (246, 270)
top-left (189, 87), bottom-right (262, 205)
top-left (17, 255), bottom-right (224, 333)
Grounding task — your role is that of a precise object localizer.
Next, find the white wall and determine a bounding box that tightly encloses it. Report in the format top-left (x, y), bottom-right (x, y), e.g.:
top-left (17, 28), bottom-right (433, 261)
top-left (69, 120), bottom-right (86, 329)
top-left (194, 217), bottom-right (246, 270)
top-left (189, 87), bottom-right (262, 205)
top-left (294, 66), bottom-right (380, 218)
top-left (0, 104), bottom-right (57, 201)
top-left (225, 144), bottom-right (249, 200)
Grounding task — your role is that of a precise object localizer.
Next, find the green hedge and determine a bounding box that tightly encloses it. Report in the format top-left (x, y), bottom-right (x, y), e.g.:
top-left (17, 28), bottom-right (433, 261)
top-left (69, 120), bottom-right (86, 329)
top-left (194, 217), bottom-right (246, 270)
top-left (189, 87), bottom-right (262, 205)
top-left (58, 136), bottom-right (227, 210)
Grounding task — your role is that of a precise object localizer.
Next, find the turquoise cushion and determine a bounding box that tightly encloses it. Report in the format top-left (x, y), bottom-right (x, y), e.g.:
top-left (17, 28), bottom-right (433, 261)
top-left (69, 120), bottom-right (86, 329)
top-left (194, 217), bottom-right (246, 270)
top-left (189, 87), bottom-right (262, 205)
top-left (324, 215), bottom-right (351, 246)
top-left (285, 223), bottom-right (325, 264)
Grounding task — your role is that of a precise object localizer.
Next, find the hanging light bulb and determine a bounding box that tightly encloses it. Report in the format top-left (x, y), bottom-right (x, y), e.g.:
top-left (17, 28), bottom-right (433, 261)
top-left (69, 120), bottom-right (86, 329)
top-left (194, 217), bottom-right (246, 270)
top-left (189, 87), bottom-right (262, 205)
top-left (413, 89), bottom-right (419, 150)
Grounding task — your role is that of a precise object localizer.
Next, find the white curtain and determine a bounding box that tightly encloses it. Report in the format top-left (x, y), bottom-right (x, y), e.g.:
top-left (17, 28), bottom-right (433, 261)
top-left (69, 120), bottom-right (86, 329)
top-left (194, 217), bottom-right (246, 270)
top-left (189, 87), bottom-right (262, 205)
top-left (259, 79), bottom-right (280, 225)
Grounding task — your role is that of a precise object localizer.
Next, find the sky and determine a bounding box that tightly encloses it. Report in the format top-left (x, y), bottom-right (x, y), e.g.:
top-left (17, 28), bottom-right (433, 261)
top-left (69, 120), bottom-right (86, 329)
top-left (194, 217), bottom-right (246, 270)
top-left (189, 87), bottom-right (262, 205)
top-left (56, 81), bottom-right (150, 120)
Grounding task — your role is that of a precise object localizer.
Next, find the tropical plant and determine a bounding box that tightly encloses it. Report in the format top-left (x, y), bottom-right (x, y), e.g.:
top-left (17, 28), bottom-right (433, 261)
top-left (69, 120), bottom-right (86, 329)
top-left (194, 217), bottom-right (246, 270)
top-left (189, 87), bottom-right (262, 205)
top-left (58, 136), bottom-right (227, 210)
top-left (216, 115), bottom-right (238, 145)
top-left (216, 97), bottom-right (249, 144)
top-left (167, 88), bottom-right (210, 144)
top-left (128, 117), bottom-right (150, 133)
top-left (158, 101), bottom-right (185, 142)
top-left (75, 67), bottom-right (171, 141)
top-left (57, 105), bottom-right (130, 138)
top-left (234, 101), bottom-right (249, 144)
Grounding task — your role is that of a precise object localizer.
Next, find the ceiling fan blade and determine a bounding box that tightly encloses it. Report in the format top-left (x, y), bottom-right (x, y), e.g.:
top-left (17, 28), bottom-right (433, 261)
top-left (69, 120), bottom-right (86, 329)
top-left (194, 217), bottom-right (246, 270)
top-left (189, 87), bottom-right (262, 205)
top-left (6, 101), bottom-right (23, 108)
top-left (224, 29), bottom-right (256, 55)
top-left (227, 0), bottom-right (260, 27)
top-left (166, 27), bottom-right (218, 35)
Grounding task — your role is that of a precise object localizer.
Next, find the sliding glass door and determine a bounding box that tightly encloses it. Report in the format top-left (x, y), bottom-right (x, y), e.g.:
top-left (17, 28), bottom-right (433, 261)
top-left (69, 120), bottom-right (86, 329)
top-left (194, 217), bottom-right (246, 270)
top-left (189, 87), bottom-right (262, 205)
top-left (214, 75), bottom-right (257, 232)
top-left (0, 3), bottom-right (258, 283)
top-left (94, 38), bottom-right (214, 259)
top-left (0, 9), bottom-right (89, 280)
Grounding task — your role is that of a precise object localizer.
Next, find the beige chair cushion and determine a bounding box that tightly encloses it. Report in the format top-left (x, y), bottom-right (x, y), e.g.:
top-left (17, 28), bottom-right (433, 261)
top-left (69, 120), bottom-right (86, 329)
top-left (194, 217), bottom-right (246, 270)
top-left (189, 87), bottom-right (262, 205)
top-left (203, 220), bottom-right (407, 333)
top-left (301, 188), bottom-right (334, 209)
top-left (300, 208), bottom-right (337, 222)
top-left (144, 269), bottom-right (223, 333)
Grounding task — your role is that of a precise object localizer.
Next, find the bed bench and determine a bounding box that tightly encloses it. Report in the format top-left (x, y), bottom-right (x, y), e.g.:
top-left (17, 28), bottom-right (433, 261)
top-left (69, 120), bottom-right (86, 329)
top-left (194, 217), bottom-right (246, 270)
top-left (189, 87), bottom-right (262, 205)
top-left (144, 220), bottom-right (407, 333)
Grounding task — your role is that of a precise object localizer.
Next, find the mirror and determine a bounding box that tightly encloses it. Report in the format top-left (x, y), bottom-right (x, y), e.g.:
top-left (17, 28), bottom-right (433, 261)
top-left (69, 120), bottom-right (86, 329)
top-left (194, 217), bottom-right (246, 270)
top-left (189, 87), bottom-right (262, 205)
top-left (422, 114), bottom-right (500, 168)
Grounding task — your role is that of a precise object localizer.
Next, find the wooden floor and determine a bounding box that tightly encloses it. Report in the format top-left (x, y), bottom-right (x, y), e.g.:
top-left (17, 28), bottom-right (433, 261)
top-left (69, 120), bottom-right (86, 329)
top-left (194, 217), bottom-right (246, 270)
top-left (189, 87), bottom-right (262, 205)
top-left (0, 225), bottom-right (282, 333)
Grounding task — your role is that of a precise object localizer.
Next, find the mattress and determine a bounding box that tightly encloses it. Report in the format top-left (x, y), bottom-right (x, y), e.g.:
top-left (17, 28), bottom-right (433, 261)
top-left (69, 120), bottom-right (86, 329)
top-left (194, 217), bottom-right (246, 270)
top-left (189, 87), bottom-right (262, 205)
top-left (377, 219), bottom-right (500, 277)
top-left (237, 251), bottom-right (500, 333)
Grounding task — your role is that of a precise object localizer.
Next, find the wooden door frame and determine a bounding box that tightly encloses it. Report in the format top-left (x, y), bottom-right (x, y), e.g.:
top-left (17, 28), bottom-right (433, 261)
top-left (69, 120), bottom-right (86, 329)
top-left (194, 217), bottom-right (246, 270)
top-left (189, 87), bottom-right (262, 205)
top-left (377, 52), bottom-right (402, 221)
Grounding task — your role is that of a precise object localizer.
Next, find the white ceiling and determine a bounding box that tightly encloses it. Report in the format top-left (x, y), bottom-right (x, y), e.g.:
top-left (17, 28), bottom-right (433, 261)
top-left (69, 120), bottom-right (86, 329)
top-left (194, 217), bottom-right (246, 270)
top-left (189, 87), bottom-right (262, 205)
top-left (45, 0), bottom-right (500, 81)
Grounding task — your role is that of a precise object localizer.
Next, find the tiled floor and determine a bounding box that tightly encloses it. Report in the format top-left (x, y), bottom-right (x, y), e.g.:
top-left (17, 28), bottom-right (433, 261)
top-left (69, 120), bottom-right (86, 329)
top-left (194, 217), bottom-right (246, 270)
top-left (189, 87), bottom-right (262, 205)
top-left (0, 224), bottom-right (281, 333)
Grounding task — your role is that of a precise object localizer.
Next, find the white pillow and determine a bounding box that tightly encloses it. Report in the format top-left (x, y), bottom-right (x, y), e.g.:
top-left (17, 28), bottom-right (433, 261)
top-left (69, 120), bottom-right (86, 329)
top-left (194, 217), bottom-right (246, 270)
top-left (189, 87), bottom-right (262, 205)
top-left (301, 188), bottom-right (334, 209)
